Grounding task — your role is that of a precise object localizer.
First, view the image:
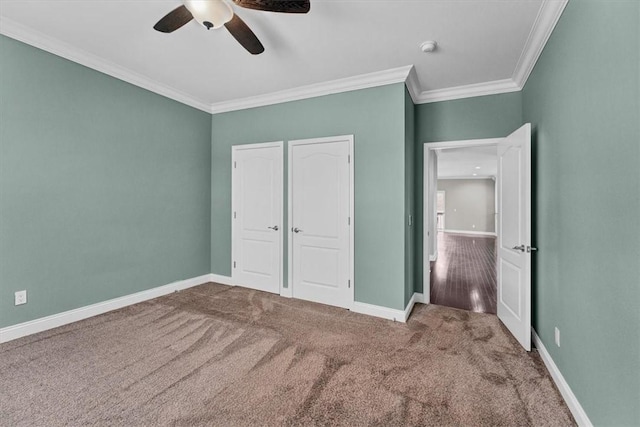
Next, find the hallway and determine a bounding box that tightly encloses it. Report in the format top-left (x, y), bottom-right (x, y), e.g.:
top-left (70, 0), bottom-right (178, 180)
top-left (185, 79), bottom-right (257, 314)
top-left (430, 232), bottom-right (497, 314)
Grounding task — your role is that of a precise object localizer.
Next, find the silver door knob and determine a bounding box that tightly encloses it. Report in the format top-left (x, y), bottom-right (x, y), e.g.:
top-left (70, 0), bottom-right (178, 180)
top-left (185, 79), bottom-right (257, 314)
top-left (512, 245), bottom-right (526, 252)
top-left (293, 227), bottom-right (303, 233)
top-left (268, 225), bottom-right (279, 231)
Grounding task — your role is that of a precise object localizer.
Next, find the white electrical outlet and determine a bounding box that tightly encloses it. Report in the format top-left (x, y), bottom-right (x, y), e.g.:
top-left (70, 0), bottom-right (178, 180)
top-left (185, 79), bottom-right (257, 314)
top-left (15, 290), bottom-right (27, 306)
top-left (554, 327), bottom-right (560, 347)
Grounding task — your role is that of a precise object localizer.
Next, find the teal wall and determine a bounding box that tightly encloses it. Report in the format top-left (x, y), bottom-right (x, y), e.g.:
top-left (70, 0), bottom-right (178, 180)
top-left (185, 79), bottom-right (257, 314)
top-left (0, 36), bottom-right (212, 329)
top-left (211, 84), bottom-right (408, 310)
top-left (522, 2), bottom-right (640, 425)
top-left (404, 88), bottom-right (416, 305)
top-left (414, 92), bottom-right (523, 293)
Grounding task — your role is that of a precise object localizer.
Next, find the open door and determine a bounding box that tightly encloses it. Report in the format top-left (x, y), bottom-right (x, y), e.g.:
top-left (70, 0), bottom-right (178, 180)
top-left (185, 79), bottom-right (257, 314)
top-left (497, 124), bottom-right (532, 350)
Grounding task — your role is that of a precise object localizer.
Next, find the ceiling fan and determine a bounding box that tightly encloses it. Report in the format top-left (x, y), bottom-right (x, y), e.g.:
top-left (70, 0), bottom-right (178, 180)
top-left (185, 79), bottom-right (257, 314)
top-left (153, 0), bottom-right (310, 55)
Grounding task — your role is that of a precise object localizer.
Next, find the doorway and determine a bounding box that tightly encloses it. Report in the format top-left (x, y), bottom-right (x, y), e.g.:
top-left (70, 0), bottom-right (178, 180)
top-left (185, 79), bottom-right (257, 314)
top-left (288, 135), bottom-right (354, 309)
top-left (423, 125), bottom-right (533, 350)
top-left (432, 145), bottom-right (498, 313)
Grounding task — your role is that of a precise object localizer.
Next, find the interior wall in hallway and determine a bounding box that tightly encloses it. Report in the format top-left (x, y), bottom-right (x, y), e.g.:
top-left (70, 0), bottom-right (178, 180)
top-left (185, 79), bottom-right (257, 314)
top-left (437, 179), bottom-right (495, 234)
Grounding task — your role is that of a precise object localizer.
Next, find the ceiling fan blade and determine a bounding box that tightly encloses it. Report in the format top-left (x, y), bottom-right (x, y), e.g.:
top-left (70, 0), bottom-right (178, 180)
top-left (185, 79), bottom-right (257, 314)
top-left (224, 14), bottom-right (265, 55)
top-left (153, 5), bottom-right (194, 33)
top-left (233, 0), bottom-right (310, 14)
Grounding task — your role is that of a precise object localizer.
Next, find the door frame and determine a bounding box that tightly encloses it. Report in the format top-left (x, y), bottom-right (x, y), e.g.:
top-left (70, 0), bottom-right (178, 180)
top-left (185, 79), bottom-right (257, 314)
top-left (231, 141), bottom-right (285, 295)
top-left (422, 137), bottom-right (502, 304)
top-left (286, 135), bottom-right (355, 307)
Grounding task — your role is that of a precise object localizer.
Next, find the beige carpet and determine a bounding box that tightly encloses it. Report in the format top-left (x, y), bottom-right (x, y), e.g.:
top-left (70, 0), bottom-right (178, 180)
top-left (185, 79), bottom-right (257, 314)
top-left (0, 283), bottom-right (574, 426)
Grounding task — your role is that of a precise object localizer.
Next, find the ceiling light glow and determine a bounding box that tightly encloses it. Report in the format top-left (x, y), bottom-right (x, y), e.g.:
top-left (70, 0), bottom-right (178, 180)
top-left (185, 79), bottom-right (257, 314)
top-left (185, 0), bottom-right (233, 29)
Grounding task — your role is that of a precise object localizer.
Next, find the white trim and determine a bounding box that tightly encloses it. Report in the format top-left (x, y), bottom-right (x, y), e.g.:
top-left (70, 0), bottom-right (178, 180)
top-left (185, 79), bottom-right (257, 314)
top-left (351, 292), bottom-right (424, 323)
top-left (443, 229), bottom-right (497, 237)
top-left (2, 0), bottom-right (566, 112)
top-left (351, 301), bottom-right (406, 323)
top-left (405, 1), bottom-right (567, 104)
top-left (404, 292), bottom-right (425, 319)
top-left (279, 285), bottom-right (293, 298)
top-left (512, 0), bottom-right (569, 89)
top-left (209, 273), bottom-right (234, 286)
top-left (231, 142), bottom-right (284, 296)
top-left (0, 274), bottom-right (211, 344)
top-left (288, 135), bottom-right (355, 310)
top-left (404, 65), bottom-right (422, 103)
top-left (210, 66), bottom-right (413, 114)
top-left (413, 293), bottom-right (426, 304)
top-left (0, 17), bottom-right (211, 113)
top-left (427, 138), bottom-right (503, 149)
top-left (438, 175), bottom-right (496, 180)
top-left (532, 329), bottom-right (593, 427)
top-left (231, 141), bottom-right (284, 151)
top-left (413, 79), bottom-right (520, 104)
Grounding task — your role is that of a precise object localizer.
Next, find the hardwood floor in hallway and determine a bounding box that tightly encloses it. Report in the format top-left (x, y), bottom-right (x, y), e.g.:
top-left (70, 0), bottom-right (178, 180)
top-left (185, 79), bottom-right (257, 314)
top-left (430, 232), bottom-right (497, 314)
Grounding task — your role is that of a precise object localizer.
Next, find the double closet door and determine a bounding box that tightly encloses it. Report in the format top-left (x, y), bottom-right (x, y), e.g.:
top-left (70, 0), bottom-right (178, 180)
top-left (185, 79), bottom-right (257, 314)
top-left (231, 136), bottom-right (353, 310)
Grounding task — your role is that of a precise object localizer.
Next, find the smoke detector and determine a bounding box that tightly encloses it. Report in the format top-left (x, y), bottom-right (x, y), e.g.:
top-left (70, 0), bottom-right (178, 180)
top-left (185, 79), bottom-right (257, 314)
top-left (420, 40), bottom-right (437, 53)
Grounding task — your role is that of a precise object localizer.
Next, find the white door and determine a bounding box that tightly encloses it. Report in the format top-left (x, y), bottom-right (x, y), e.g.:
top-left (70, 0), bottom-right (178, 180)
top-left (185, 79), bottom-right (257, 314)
top-left (497, 124), bottom-right (532, 350)
top-left (289, 136), bottom-right (353, 309)
top-left (232, 143), bottom-right (283, 294)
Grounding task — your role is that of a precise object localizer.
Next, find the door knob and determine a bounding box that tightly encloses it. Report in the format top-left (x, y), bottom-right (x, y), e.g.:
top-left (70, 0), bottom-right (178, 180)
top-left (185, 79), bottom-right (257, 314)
top-left (292, 227), bottom-right (303, 233)
top-left (527, 246), bottom-right (538, 252)
top-left (268, 225), bottom-right (279, 231)
top-left (512, 245), bottom-right (526, 252)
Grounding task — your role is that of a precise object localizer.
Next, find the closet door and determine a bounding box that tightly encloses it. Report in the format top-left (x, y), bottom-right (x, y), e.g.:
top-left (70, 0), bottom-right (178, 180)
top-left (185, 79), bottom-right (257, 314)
top-left (232, 143), bottom-right (283, 294)
top-left (289, 136), bottom-right (353, 309)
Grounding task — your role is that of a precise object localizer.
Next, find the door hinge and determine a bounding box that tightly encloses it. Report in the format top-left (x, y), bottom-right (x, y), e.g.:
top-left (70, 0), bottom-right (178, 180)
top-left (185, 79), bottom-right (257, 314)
top-left (233, 261), bottom-right (236, 268)
top-left (348, 155), bottom-right (350, 164)
top-left (348, 216), bottom-right (351, 225)
top-left (233, 211), bottom-right (237, 219)
top-left (348, 279), bottom-right (351, 288)
top-left (234, 161), bottom-right (237, 169)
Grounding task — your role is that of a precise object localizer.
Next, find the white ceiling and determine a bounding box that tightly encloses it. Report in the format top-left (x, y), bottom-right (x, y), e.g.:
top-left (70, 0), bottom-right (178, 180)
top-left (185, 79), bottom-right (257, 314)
top-left (0, 0), bottom-right (564, 112)
top-left (437, 146), bottom-right (497, 179)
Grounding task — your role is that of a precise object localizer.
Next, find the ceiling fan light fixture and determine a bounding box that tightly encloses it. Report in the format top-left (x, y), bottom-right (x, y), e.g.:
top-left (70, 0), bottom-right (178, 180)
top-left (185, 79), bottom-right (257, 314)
top-left (184, 0), bottom-right (233, 29)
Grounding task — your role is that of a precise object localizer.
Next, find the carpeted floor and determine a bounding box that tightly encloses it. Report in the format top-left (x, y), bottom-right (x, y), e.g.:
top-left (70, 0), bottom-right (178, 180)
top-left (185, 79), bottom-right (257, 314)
top-left (0, 283), bottom-right (574, 426)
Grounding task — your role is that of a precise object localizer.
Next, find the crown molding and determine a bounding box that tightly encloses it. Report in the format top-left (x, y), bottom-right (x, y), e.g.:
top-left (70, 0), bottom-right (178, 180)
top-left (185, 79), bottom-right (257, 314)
top-left (1, 0), bottom-right (567, 113)
top-left (209, 65), bottom-right (413, 114)
top-left (414, 79), bottom-right (520, 104)
top-left (0, 17), bottom-right (211, 113)
top-left (512, 0), bottom-right (568, 88)
top-left (407, 0), bottom-right (567, 105)
top-left (404, 65), bottom-right (422, 104)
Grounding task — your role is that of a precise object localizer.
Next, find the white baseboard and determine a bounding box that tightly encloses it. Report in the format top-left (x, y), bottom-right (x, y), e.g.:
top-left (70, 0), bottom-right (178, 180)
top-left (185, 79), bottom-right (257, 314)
top-left (0, 274), bottom-right (212, 344)
top-left (532, 329), bottom-right (593, 427)
top-left (444, 229), bottom-right (497, 237)
top-left (351, 301), bottom-right (406, 322)
top-left (280, 285), bottom-right (292, 298)
top-left (351, 292), bottom-right (425, 323)
top-left (413, 293), bottom-right (426, 304)
top-left (209, 273), bottom-right (234, 286)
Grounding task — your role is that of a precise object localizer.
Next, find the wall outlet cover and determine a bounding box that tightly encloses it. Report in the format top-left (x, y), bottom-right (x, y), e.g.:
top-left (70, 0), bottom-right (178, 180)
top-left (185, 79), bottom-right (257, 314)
top-left (15, 290), bottom-right (27, 306)
top-left (554, 327), bottom-right (560, 347)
